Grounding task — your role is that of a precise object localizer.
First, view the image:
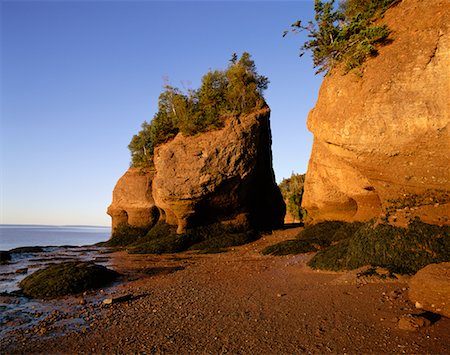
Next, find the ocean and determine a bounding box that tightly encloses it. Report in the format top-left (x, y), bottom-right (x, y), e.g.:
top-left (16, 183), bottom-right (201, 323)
top-left (0, 225), bottom-right (111, 251)
top-left (0, 225), bottom-right (112, 294)
top-left (0, 225), bottom-right (114, 338)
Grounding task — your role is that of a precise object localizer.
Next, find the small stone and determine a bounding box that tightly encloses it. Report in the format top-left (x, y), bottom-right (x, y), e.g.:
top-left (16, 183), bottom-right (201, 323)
top-left (79, 299), bottom-right (87, 305)
top-left (103, 294), bottom-right (133, 305)
top-left (415, 301), bottom-right (423, 309)
top-left (398, 314), bottom-right (431, 330)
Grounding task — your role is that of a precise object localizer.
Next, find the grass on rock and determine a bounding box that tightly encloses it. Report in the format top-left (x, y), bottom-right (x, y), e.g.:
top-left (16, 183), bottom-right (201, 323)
top-left (263, 219), bottom-right (450, 275)
top-left (19, 261), bottom-right (119, 299)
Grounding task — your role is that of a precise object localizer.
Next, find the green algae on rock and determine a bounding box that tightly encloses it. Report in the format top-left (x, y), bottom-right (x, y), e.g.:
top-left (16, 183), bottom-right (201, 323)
top-left (19, 261), bottom-right (119, 299)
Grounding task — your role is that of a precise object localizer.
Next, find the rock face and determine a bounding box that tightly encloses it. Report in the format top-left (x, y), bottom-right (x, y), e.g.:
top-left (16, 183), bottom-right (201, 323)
top-left (302, 0), bottom-right (450, 225)
top-left (409, 262), bottom-right (450, 318)
top-left (107, 167), bottom-right (159, 230)
top-left (152, 107), bottom-right (285, 233)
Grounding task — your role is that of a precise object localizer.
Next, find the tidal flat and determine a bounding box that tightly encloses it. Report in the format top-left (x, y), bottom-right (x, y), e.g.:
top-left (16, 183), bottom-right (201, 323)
top-left (1, 227), bottom-right (450, 354)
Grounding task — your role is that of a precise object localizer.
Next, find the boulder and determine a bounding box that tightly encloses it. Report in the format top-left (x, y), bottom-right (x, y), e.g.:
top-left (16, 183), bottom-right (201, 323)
top-left (408, 262), bottom-right (450, 318)
top-left (107, 167), bottom-right (159, 230)
top-left (152, 107), bottom-right (285, 233)
top-left (19, 262), bottom-right (119, 299)
top-left (302, 0), bottom-right (450, 225)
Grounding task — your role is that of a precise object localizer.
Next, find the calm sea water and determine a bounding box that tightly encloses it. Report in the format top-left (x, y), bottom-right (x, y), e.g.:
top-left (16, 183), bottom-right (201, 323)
top-left (0, 225), bottom-right (111, 251)
top-left (0, 225), bottom-right (114, 338)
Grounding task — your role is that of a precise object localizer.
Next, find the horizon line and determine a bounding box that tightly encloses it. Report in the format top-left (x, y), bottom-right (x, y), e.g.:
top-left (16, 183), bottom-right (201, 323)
top-left (0, 223), bottom-right (111, 228)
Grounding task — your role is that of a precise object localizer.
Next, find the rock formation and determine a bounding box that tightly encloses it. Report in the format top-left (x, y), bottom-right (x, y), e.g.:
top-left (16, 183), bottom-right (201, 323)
top-left (409, 262), bottom-right (450, 318)
top-left (107, 167), bottom-right (159, 230)
top-left (302, 0), bottom-right (450, 225)
top-left (108, 107), bottom-right (285, 234)
top-left (152, 107), bottom-right (285, 233)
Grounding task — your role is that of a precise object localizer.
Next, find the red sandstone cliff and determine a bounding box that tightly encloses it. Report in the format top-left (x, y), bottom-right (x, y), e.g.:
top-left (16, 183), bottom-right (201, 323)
top-left (108, 107), bottom-right (285, 233)
top-left (302, 0), bottom-right (450, 225)
top-left (107, 168), bottom-right (158, 230)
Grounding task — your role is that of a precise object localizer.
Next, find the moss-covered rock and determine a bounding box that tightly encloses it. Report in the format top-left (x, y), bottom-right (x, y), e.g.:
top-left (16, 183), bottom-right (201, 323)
top-left (262, 221), bottom-right (363, 256)
top-left (263, 219), bottom-right (450, 275)
top-left (129, 221), bottom-right (259, 254)
top-left (309, 220), bottom-right (450, 275)
top-left (106, 222), bottom-right (150, 247)
top-left (19, 262), bottom-right (119, 299)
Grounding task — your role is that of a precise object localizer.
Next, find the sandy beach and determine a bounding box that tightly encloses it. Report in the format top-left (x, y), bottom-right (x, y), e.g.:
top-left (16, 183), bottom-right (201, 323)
top-left (2, 226), bottom-right (450, 354)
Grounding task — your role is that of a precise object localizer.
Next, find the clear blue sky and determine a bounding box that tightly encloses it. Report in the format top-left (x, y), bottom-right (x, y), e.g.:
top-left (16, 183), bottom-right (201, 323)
top-left (1, 1), bottom-right (322, 226)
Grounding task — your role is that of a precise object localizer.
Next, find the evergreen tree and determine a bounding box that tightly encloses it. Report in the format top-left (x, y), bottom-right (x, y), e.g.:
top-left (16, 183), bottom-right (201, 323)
top-left (285, 0), bottom-right (399, 74)
top-left (128, 52), bottom-right (268, 168)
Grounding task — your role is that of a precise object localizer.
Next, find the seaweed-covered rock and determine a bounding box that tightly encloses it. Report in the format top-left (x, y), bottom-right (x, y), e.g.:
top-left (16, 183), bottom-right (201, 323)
top-left (0, 251), bottom-right (11, 263)
top-left (10, 246), bottom-right (44, 253)
top-left (19, 262), bottom-right (119, 299)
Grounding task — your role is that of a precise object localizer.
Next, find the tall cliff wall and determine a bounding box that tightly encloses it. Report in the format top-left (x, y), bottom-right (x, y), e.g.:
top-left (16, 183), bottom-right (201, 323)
top-left (302, 0), bottom-right (450, 225)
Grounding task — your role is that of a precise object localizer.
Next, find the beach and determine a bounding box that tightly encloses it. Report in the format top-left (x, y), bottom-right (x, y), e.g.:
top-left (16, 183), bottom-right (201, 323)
top-left (1, 226), bottom-right (449, 354)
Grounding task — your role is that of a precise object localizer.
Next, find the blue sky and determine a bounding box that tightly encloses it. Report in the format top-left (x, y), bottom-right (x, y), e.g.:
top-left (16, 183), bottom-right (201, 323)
top-left (1, 0), bottom-right (322, 226)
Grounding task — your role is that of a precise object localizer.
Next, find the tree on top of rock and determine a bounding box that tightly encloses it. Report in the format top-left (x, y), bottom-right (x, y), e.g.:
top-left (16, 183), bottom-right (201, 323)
top-left (129, 52), bottom-right (269, 168)
top-left (284, 0), bottom-right (400, 74)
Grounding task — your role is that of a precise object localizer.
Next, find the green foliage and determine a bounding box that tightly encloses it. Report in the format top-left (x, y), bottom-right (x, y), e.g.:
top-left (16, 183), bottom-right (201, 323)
top-left (128, 221), bottom-right (259, 255)
top-left (19, 262), bottom-right (119, 299)
top-left (279, 173), bottom-right (307, 221)
top-left (285, 0), bottom-right (400, 74)
top-left (308, 219), bottom-right (450, 274)
top-left (107, 223), bottom-right (150, 247)
top-left (128, 52), bottom-right (269, 167)
top-left (128, 121), bottom-right (154, 168)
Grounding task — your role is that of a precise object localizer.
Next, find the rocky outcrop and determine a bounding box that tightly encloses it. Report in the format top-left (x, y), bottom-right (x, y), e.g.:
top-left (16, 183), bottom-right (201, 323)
top-left (409, 262), bottom-right (450, 318)
top-left (152, 107), bottom-right (285, 233)
top-left (302, 0), bottom-right (450, 225)
top-left (107, 107), bottom-right (285, 234)
top-left (107, 167), bottom-right (159, 230)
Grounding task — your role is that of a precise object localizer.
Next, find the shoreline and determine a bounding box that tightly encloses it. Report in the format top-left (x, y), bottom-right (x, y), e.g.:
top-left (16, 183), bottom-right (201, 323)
top-left (1, 227), bottom-right (450, 353)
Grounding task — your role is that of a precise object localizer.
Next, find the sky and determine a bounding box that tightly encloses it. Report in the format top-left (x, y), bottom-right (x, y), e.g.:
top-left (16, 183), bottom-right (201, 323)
top-left (1, 0), bottom-right (323, 227)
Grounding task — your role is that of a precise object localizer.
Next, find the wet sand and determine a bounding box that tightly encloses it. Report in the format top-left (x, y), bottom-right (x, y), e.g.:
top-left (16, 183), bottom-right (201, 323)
top-left (2, 226), bottom-right (450, 354)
